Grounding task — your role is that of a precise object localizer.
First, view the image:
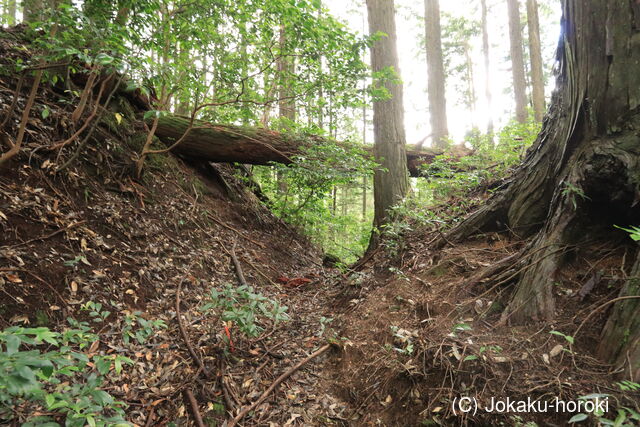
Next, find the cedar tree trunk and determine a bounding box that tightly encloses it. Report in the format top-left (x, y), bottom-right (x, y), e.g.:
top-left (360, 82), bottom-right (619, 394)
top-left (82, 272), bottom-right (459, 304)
top-left (366, 0), bottom-right (410, 230)
top-left (507, 0), bottom-right (528, 123)
top-left (447, 0), bottom-right (640, 378)
top-left (527, 0), bottom-right (546, 122)
top-left (423, 0), bottom-right (449, 148)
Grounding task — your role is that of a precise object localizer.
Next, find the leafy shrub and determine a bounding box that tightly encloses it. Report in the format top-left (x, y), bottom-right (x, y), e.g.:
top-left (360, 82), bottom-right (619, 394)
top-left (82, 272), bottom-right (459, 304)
top-left (201, 284), bottom-right (288, 338)
top-left (0, 325), bottom-right (130, 426)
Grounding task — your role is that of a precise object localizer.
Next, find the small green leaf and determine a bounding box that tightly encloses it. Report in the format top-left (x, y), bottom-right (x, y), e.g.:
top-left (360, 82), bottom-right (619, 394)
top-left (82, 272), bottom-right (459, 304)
top-left (568, 413), bottom-right (588, 423)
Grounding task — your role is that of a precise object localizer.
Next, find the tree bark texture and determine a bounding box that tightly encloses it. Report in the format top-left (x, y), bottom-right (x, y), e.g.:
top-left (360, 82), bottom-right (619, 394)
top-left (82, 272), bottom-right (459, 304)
top-left (366, 0), bottom-right (410, 229)
top-left (526, 0), bottom-right (546, 122)
top-left (446, 0), bottom-right (640, 377)
top-left (423, 0), bottom-right (449, 148)
top-left (507, 0), bottom-right (528, 123)
top-left (597, 253), bottom-right (640, 380)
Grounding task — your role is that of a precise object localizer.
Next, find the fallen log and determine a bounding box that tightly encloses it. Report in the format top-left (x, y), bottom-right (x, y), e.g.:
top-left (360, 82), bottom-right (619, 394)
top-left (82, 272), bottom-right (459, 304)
top-left (149, 115), bottom-right (465, 177)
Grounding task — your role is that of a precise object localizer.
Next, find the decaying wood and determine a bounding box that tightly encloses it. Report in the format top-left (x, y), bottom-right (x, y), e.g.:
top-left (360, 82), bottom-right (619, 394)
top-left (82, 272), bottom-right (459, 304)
top-left (227, 344), bottom-right (331, 427)
top-left (148, 115), bottom-right (463, 177)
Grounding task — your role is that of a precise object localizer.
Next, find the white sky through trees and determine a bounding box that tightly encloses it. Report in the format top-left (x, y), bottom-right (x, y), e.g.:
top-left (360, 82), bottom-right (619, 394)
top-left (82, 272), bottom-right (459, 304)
top-left (326, 0), bottom-right (562, 145)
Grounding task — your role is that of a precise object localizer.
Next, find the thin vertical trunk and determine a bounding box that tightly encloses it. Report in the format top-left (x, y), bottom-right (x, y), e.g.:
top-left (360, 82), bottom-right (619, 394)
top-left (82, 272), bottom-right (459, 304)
top-left (277, 27), bottom-right (295, 124)
top-left (526, 0), bottom-right (545, 122)
top-left (317, 2), bottom-right (324, 129)
top-left (332, 186), bottom-right (337, 216)
top-left (341, 185), bottom-right (348, 216)
top-left (276, 27), bottom-right (295, 195)
top-left (7, 0), bottom-right (16, 25)
top-left (366, 0), bottom-right (409, 232)
top-left (464, 41), bottom-right (477, 128)
top-left (362, 88), bottom-right (368, 222)
top-left (507, 0), bottom-right (528, 123)
top-left (423, 0), bottom-right (449, 148)
top-left (480, 0), bottom-right (493, 134)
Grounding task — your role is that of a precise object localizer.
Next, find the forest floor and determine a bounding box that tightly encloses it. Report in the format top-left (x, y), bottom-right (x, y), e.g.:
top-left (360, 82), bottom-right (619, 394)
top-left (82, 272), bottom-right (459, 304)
top-left (1, 26), bottom-right (639, 426)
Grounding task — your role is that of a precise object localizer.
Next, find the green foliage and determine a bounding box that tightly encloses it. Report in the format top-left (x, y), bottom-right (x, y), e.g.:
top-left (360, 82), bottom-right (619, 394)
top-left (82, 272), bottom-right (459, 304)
top-left (440, 13), bottom-right (481, 108)
top-left (0, 325), bottom-right (130, 426)
top-left (121, 311), bottom-right (167, 345)
top-left (569, 391), bottom-right (640, 426)
top-left (561, 182), bottom-right (589, 210)
top-left (614, 225), bottom-right (640, 241)
top-left (254, 136), bottom-right (377, 262)
top-left (414, 116), bottom-right (540, 206)
top-left (549, 329), bottom-right (574, 344)
top-left (201, 284), bottom-right (288, 338)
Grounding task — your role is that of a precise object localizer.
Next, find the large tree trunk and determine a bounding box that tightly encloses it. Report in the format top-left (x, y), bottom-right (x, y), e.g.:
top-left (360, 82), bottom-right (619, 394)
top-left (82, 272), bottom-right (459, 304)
top-left (423, 0), bottom-right (449, 148)
top-left (526, 0), bottom-right (546, 122)
top-left (597, 253), bottom-right (640, 380)
top-left (366, 0), bottom-right (410, 230)
top-left (149, 115), bottom-right (445, 178)
top-left (480, 0), bottom-right (493, 135)
top-left (507, 0), bottom-right (528, 123)
top-left (447, 0), bottom-right (640, 378)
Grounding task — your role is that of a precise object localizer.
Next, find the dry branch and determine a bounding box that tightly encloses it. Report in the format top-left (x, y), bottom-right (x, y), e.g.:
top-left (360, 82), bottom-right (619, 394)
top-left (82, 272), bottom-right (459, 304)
top-left (227, 344), bottom-right (331, 427)
top-left (183, 389), bottom-right (206, 427)
top-left (175, 274), bottom-right (212, 379)
top-left (0, 69), bottom-right (43, 167)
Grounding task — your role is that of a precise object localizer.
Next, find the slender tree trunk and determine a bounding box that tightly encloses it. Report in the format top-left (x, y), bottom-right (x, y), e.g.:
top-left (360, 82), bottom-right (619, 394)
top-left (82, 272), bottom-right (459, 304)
top-left (464, 41), bottom-right (477, 128)
top-left (341, 185), bottom-right (348, 216)
top-left (423, 0), bottom-right (449, 148)
top-left (480, 0), bottom-right (493, 135)
top-left (526, 0), bottom-right (545, 122)
top-left (446, 0), bottom-right (640, 378)
top-left (507, 0), bottom-right (528, 123)
top-left (276, 27), bottom-right (295, 195)
top-left (332, 186), bottom-right (337, 215)
top-left (362, 90), bottom-right (368, 222)
top-left (277, 27), bottom-right (296, 125)
top-left (6, 0), bottom-right (16, 25)
top-left (366, 0), bottom-right (409, 235)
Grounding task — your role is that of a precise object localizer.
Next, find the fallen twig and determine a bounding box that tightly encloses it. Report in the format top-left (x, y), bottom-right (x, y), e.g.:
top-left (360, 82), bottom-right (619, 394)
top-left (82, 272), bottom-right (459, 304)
top-left (183, 389), bottom-right (206, 427)
top-left (10, 220), bottom-right (86, 248)
top-left (176, 274), bottom-right (212, 379)
top-left (0, 267), bottom-right (68, 306)
top-left (227, 344), bottom-right (331, 427)
top-left (0, 73), bottom-right (25, 130)
top-left (229, 240), bottom-right (248, 287)
top-left (206, 212), bottom-right (265, 249)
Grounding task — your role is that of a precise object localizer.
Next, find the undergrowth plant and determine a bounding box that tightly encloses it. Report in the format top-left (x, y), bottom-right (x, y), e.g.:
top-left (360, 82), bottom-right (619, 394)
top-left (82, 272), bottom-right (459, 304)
top-left (201, 283), bottom-right (289, 339)
top-left (0, 325), bottom-right (131, 427)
